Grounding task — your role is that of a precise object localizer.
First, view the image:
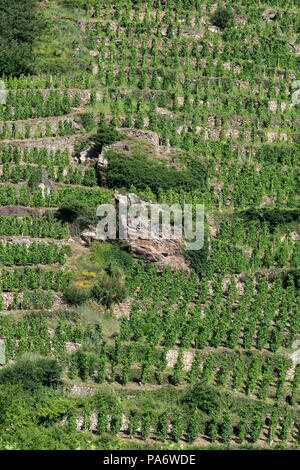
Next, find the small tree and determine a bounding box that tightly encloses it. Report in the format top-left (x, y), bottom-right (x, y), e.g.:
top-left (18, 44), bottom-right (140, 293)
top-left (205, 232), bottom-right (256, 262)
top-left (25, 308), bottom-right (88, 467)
top-left (250, 406), bottom-right (264, 443)
top-left (83, 406), bottom-right (91, 431)
top-left (279, 407), bottom-right (291, 441)
top-left (171, 350), bottom-right (184, 385)
top-left (96, 120), bottom-right (120, 151)
top-left (121, 359), bottom-right (130, 386)
top-left (95, 356), bottom-right (106, 384)
top-left (211, 7), bottom-right (233, 30)
top-left (238, 412), bottom-right (247, 443)
top-left (67, 410), bottom-right (77, 433)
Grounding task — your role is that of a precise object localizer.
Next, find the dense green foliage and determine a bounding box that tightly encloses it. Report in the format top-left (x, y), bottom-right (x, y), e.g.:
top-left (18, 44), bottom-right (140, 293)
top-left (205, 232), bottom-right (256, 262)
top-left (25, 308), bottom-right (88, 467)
top-left (0, 0), bottom-right (46, 75)
top-left (0, 357), bottom-right (62, 391)
top-left (211, 7), bottom-right (234, 30)
top-left (105, 151), bottom-right (207, 195)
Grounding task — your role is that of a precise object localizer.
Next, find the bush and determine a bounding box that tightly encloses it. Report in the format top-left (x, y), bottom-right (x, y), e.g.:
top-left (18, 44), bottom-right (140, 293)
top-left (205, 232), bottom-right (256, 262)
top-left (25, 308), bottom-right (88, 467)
top-left (63, 284), bottom-right (90, 305)
top-left (104, 152), bottom-right (207, 196)
top-left (80, 113), bottom-right (95, 132)
top-left (64, 259), bottom-right (127, 308)
top-left (91, 270), bottom-right (126, 307)
top-left (97, 121), bottom-right (121, 150)
top-left (211, 8), bottom-right (234, 30)
top-left (239, 208), bottom-right (300, 231)
top-left (0, 0), bottom-right (46, 75)
top-left (0, 357), bottom-right (62, 392)
top-left (90, 242), bottom-right (133, 275)
top-left (184, 235), bottom-right (209, 275)
top-left (183, 382), bottom-right (221, 415)
top-left (56, 196), bottom-right (88, 223)
top-left (27, 168), bottom-right (43, 191)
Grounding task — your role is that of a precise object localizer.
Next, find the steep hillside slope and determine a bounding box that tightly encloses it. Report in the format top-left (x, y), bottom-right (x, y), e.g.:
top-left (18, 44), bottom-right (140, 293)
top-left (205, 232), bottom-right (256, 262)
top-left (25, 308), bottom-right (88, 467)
top-left (0, 0), bottom-right (299, 451)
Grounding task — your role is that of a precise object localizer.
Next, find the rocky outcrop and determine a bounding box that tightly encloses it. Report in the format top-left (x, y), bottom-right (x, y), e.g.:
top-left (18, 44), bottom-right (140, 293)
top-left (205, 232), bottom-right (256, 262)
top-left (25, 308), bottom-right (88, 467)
top-left (96, 152), bottom-right (108, 186)
top-left (262, 9), bottom-right (277, 21)
top-left (113, 299), bottom-right (133, 318)
top-left (80, 226), bottom-right (98, 246)
top-left (118, 128), bottom-right (160, 146)
top-left (115, 192), bottom-right (189, 272)
top-left (128, 238), bottom-right (189, 271)
top-left (65, 342), bottom-right (82, 354)
top-left (79, 142), bottom-right (100, 163)
top-left (80, 190), bottom-right (189, 271)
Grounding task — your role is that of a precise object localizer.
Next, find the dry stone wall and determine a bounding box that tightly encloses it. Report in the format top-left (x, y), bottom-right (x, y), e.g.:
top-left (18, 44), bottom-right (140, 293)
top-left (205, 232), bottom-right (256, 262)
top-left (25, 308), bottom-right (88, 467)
top-left (0, 115), bottom-right (82, 136)
top-left (0, 135), bottom-right (81, 155)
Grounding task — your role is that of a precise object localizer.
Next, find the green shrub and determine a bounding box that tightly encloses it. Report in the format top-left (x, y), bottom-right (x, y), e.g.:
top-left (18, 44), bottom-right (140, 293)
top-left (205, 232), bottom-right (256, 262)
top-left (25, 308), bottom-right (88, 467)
top-left (104, 152), bottom-right (207, 196)
top-left (91, 270), bottom-right (126, 307)
top-left (27, 168), bottom-right (43, 191)
top-left (97, 120), bottom-right (121, 150)
top-left (90, 242), bottom-right (133, 275)
top-left (63, 284), bottom-right (90, 305)
top-left (0, 0), bottom-right (46, 75)
top-left (80, 113), bottom-right (95, 132)
top-left (184, 236), bottom-right (209, 275)
top-left (0, 357), bottom-right (62, 392)
top-left (56, 196), bottom-right (91, 223)
top-left (183, 382), bottom-right (221, 415)
top-left (211, 8), bottom-right (234, 30)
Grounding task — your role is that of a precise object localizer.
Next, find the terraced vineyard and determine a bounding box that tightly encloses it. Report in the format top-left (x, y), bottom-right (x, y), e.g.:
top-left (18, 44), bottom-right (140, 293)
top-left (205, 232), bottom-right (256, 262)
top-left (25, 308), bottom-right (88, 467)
top-left (0, 0), bottom-right (299, 451)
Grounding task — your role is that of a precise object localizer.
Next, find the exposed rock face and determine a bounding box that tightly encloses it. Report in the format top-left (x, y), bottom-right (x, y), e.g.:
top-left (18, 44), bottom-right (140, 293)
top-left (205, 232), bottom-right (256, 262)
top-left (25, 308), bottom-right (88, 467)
top-left (262, 9), bottom-right (277, 20)
top-left (114, 192), bottom-right (189, 272)
top-left (97, 153), bottom-right (108, 167)
top-left (92, 65), bottom-right (99, 75)
top-left (65, 342), bottom-right (82, 354)
top-left (118, 128), bottom-right (160, 146)
top-left (89, 50), bottom-right (99, 57)
top-left (96, 152), bottom-right (108, 186)
top-left (128, 238), bottom-right (188, 271)
top-left (79, 143), bottom-right (100, 163)
top-left (89, 128), bottom-right (192, 271)
top-left (81, 226), bottom-right (98, 246)
top-left (80, 190), bottom-right (189, 271)
top-left (113, 299), bottom-right (133, 318)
